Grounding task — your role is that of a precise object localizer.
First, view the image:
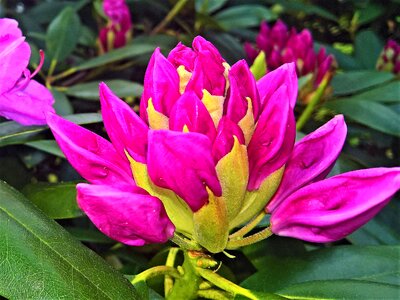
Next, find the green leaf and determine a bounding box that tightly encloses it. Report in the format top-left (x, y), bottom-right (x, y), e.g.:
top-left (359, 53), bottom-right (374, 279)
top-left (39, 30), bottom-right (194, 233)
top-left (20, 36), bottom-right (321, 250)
top-left (25, 140), bottom-right (65, 157)
top-left (324, 99), bottom-right (400, 137)
top-left (354, 30), bottom-right (383, 69)
top-left (65, 80), bottom-right (143, 100)
top-left (52, 89), bottom-right (73, 115)
top-left (338, 81), bottom-right (400, 103)
top-left (277, 280), bottom-right (399, 299)
top-left (22, 182), bottom-right (82, 219)
top-left (46, 7), bottom-right (81, 62)
top-left (0, 113), bottom-right (102, 147)
top-left (214, 5), bottom-right (276, 29)
top-left (348, 200), bottom-right (400, 245)
top-left (74, 43), bottom-right (156, 71)
top-left (195, 0), bottom-right (229, 13)
top-left (357, 4), bottom-right (385, 26)
top-left (242, 245), bottom-right (400, 293)
top-left (332, 71), bottom-right (394, 96)
top-left (0, 181), bottom-right (139, 299)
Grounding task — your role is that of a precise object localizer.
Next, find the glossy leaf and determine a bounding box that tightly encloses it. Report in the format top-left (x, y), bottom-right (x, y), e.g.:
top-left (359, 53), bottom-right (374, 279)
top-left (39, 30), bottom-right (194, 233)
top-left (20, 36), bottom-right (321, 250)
top-left (214, 5), bottom-right (276, 29)
top-left (46, 7), bottom-right (81, 62)
top-left (25, 140), bottom-right (65, 157)
top-left (66, 80), bottom-right (143, 100)
top-left (0, 181), bottom-right (139, 299)
top-left (338, 81), bottom-right (400, 103)
top-left (277, 280), bottom-right (399, 299)
top-left (332, 71), bottom-right (394, 96)
top-left (242, 245), bottom-right (400, 294)
top-left (324, 99), bottom-right (400, 137)
top-left (74, 43), bottom-right (156, 71)
top-left (22, 182), bottom-right (82, 219)
top-left (354, 30), bottom-right (383, 69)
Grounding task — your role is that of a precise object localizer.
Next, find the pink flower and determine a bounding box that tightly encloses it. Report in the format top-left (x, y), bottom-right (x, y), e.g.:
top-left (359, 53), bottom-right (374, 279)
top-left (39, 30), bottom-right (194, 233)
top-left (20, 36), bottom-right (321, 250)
top-left (99, 0), bottom-right (132, 52)
top-left (376, 39), bottom-right (400, 75)
top-left (245, 20), bottom-right (334, 88)
top-left (48, 36), bottom-right (400, 252)
top-left (0, 18), bottom-right (54, 125)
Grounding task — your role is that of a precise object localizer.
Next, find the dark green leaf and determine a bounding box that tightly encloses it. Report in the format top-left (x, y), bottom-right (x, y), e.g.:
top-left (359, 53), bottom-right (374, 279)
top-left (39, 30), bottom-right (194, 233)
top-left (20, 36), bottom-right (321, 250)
top-left (0, 113), bottom-right (102, 147)
top-left (25, 140), bottom-right (65, 157)
top-left (324, 99), bottom-right (400, 137)
top-left (52, 90), bottom-right (73, 115)
top-left (74, 43), bottom-right (156, 71)
top-left (195, 0), bottom-right (229, 13)
top-left (46, 7), bottom-right (81, 62)
top-left (348, 200), bottom-right (400, 245)
top-left (338, 81), bottom-right (400, 103)
top-left (22, 182), bottom-right (82, 219)
top-left (214, 5), bottom-right (276, 29)
top-left (277, 280), bottom-right (399, 299)
top-left (242, 236), bottom-right (306, 270)
top-left (0, 181), bottom-right (139, 299)
top-left (354, 30), bottom-right (383, 69)
top-left (357, 4), bottom-right (385, 26)
top-left (66, 80), bottom-right (143, 100)
top-left (242, 245), bottom-right (400, 293)
top-left (332, 71), bottom-right (394, 96)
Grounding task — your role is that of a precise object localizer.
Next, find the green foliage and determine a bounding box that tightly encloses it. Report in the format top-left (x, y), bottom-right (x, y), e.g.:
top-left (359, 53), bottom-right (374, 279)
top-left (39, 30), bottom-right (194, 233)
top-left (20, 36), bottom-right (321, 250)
top-left (0, 181), bottom-right (139, 299)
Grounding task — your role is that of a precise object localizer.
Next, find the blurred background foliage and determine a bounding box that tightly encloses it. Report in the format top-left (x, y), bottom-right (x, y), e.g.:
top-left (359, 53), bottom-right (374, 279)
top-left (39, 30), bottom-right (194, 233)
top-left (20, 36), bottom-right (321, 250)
top-left (0, 0), bottom-right (399, 299)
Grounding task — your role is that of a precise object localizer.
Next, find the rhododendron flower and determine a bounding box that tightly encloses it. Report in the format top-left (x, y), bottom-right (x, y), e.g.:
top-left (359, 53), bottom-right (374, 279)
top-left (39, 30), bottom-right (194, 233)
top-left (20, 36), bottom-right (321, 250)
top-left (245, 20), bottom-right (334, 90)
top-left (99, 0), bottom-right (132, 52)
top-left (0, 18), bottom-right (54, 125)
top-left (48, 36), bottom-right (400, 253)
top-left (376, 39), bottom-right (400, 75)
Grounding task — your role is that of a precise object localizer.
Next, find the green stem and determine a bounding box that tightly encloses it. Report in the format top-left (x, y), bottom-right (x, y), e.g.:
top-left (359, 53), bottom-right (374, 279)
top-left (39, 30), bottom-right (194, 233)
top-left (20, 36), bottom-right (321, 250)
top-left (197, 289), bottom-right (232, 300)
top-left (48, 67), bottom-right (77, 84)
top-left (167, 251), bottom-right (201, 300)
top-left (151, 0), bottom-right (189, 35)
top-left (226, 227), bottom-right (273, 250)
top-left (296, 77), bottom-right (329, 131)
top-left (165, 248), bottom-right (180, 297)
top-left (131, 266), bottom-right (180, 285)
top-left (170, 233), bottom-right (202, 251)
top-left (197, 268), bottom-right (258, 300)
top-left (229, 211), bottom-right (266, 240)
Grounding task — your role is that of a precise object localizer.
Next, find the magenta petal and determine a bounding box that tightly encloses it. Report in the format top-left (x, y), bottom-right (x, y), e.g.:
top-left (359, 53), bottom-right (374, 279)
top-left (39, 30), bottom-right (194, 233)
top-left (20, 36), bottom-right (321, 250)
top-left (47, 113), bottom-right (133, 186)
top-left (185, 36), bottom-right (226, 97)
top-left (247, 85), bottom-right (296, 190)
top-left (257, 63), bottom-right (297, 109)
top-left (212, 117), bottom-right (245, 164)
top-left (99, 83), bottom-right (148, 162)
top-left (147, 130), bottom-right (222, 212)
top-left (267, 115), bottom-right (347, 212)
top-left (0, 37), bottom-right (30, 95)
top-left (271, 168), bottom-right (400, 243)
top-left (169, 91), bottom-right (216, 141)
top-left (0, 79), bottom-right (55, 125)
top-left (140, 48), bottom-right (180, 120)
top-left (226, 60), bottom-right (260, 122)
top-left (77, 183), bottom-right (175, 246)
top-left (167, 42), bottom-right (197, 71)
